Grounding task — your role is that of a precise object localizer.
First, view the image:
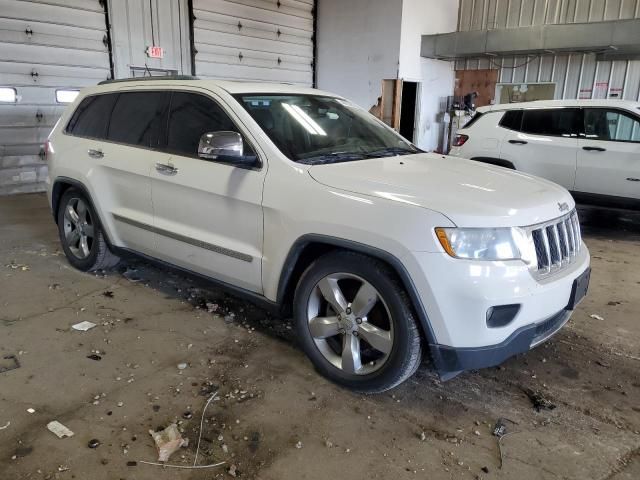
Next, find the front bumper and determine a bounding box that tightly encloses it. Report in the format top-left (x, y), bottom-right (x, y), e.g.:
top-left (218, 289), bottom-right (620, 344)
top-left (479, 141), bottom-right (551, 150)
top-left (430, 307), bottom-right (572, 378)
top-left (403, 245), bottom-right (590, 378)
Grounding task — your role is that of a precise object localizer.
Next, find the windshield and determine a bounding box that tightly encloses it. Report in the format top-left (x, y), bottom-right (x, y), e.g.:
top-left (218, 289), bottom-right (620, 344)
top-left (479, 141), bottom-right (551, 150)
top-left (234, 94), bottom-right (421, 164)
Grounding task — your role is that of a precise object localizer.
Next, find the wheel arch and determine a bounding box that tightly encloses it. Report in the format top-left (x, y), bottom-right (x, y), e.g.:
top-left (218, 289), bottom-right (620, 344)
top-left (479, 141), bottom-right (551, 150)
top-left (51, 177), bottom-right (115, 249)
top-left (276, 234), bottom-right (439, 347)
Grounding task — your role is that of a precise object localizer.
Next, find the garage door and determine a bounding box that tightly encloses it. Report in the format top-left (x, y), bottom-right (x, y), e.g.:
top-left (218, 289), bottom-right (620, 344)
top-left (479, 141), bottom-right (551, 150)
top-left (0, 0), bottom-right (111, 195)
top-left (192, 0), bottom-right (314, 86)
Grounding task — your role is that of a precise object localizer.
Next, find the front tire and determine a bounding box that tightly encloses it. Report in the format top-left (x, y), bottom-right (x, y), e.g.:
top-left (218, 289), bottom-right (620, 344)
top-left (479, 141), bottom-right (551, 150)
top-left (293, 251), bottom-right (422, 393)
top-left (57, 188), bottom-right (120, 271)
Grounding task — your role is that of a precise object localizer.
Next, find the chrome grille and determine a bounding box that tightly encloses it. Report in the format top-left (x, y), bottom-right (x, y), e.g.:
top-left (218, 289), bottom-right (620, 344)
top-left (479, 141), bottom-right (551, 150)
top-left (528, 210), bottom-right (582, 278)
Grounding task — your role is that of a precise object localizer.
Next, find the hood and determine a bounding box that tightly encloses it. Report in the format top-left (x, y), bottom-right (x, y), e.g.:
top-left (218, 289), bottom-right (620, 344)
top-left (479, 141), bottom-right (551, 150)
top-left (308, 153), bottom-right (575, 228)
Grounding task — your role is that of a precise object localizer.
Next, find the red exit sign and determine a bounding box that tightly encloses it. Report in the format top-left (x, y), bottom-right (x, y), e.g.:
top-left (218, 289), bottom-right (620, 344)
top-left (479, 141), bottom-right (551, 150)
top-left (146, 46), bottom-right (164, 59)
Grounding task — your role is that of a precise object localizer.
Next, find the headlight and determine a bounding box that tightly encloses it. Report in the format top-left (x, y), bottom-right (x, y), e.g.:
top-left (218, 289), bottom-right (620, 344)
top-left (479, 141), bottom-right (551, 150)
top-left (435, 227), bottom-right (531, 262)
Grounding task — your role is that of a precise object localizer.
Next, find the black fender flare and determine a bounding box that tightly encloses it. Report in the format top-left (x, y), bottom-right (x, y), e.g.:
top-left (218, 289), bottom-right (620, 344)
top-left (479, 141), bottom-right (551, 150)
top-left (276, 234), bottom-right (440, 349)
top-left (51, 177), bottom-right (116, 250)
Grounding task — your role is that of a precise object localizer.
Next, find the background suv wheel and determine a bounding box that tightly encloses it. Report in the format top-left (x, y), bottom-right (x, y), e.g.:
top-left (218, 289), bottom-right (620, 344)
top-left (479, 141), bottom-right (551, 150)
top-left (57, 188), bottom-right (120, 271)
top-left (294, 251), bottom-right (422, 393)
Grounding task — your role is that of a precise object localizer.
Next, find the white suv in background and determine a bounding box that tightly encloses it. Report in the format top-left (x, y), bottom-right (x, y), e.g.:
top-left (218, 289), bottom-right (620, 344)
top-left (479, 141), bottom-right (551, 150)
top-left (46, 78), bottom-right (590, 392)
top-left (450, 100), bottom-right (640, 210)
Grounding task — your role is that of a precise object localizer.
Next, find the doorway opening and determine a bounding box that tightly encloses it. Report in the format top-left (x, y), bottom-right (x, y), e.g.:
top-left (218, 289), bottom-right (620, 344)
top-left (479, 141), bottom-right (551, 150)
top-left (399, 81), bottom-right (418, 142)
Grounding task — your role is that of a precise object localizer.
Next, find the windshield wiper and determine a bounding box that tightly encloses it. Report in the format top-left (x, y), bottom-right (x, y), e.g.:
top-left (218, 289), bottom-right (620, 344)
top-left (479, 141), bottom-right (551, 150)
top-left (298, 152), bottom-right (367, 165)
top-left (364, 146), bottom-right (420, 158)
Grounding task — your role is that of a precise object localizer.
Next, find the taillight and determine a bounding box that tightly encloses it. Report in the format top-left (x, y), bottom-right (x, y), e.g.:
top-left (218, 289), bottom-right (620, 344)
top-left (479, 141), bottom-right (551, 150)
top-left (44, 140), bottom-right (51, 161)
top-left (452, 134), bottom-right (469, 147)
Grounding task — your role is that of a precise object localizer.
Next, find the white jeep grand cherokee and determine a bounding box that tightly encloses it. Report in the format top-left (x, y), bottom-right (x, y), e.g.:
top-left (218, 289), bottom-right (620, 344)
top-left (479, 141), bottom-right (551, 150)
top-left (46, 78), bottom-right (591, 392)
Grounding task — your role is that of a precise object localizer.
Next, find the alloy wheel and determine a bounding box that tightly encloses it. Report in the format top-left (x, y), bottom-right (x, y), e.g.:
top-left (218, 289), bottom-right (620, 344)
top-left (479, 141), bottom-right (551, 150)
top-left (306, 273), bottom-right (394, 375)
top-left (62, 198), bottom-right (94, 259)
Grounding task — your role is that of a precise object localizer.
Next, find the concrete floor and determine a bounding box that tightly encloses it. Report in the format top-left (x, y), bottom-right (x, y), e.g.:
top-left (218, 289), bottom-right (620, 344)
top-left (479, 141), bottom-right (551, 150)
top-left (0, 193), bottom-right (639, 480)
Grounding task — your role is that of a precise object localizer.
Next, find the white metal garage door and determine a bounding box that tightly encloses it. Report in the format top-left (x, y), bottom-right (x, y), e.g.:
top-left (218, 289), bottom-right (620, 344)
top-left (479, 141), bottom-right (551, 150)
top-left (0, 0), bottom-right (111, 195)
top-left (192, 0), bottom-right (315, 86)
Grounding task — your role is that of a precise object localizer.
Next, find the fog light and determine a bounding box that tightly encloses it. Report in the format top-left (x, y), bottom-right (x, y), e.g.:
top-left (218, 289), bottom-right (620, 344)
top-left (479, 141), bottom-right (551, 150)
top-left (486, 304), bottom-right (520, 328)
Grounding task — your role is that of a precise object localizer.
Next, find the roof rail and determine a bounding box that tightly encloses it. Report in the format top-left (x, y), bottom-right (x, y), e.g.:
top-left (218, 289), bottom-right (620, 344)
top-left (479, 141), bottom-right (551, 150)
top-left (98, 75), bottom-right (199, 85)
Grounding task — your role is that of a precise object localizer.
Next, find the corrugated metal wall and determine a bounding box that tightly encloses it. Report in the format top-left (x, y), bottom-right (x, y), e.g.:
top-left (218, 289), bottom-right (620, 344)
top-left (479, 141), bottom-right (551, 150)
top-left (456, 54), bottom-right (640, 101)
top-left (455, 0), bottom-right (640, 102)
top-left (0, 0), bottom-right (111, 195)
top-left (192, 0), bottom-right (315, 85)
top-left (458, 0), bottom-right (640, 30)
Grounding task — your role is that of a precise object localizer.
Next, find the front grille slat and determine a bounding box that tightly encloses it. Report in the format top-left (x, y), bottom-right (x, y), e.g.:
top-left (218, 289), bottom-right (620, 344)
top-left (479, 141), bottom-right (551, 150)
top-left (541, 227), bottom-right (552, 273)
top-left (530, 209), bottom-right (581, 278)
top-left (560, 221), bottom-right (570, 259)
top-left (551, 224), bottom-right (562, 265)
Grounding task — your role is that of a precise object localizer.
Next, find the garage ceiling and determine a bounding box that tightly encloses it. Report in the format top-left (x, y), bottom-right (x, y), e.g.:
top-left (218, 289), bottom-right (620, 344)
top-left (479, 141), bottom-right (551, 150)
top-left (0, 0), bottom-right (111, 195)
top-left (191, 0), bottom-right (315, 86)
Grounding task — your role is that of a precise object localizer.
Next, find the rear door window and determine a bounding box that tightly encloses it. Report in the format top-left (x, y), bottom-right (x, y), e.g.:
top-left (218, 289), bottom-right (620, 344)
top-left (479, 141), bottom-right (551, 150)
top-left (107, 91), bottom-right (170, 148)
top-left (521, 108), bottom-right (580, 137)
top-left (66, 94), bottom-right (117, 139)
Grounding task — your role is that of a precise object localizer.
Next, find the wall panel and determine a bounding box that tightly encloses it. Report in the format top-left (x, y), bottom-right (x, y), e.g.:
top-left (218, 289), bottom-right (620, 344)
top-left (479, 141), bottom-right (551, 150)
top-left (458, 0), bottom-right (640, 29)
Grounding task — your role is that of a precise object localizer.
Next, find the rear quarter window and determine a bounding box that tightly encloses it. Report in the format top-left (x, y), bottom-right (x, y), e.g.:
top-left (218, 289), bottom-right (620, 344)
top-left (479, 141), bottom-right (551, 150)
top-left (499, 110), bottom-right (523, 131)
top-left (66, 94), bottom-right (117, 139)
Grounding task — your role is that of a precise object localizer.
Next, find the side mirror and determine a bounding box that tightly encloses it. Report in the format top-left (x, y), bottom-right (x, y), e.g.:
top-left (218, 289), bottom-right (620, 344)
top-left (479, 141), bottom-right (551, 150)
top-left (198, 131), bottom-right (243, 160)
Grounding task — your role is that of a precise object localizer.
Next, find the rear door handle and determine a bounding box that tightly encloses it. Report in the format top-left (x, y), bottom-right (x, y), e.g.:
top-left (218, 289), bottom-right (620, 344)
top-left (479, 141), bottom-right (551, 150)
top-left (582, 146), bottom-right (606, 152)
top-left (155, 162), bottom-right (178, 175)
top-left (508, 140), bottom-right (528, 145)
top-left (87, 148), bottom-right (104, 159)
top-left (627, 177), bottom-right (640, 182)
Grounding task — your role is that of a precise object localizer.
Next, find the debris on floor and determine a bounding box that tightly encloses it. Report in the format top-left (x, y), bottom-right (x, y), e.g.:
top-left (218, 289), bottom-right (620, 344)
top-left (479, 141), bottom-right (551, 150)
top-left (5, 261), bottom-right (29, 271)
top-left (102, 290), bottom-right (114, 298)
top-left (122, 268), bottom-right (143, 283)
top-left (72, 321), bottom-right (97, 332)
top-left (86, 354), bottom-right (102, 361)
top-left (493, 418), bottom-right (507, 438)
top-left (523, 389), bottom-right (557, 411)
top-left (0, 421), bottom-right (10, 430)
top-left (148, 424), bottom-right (188, 462)
top-left (87, 439), bottom-right (100, 449)
top-left (47, 421), bottom-right (74, 439)
top-left (590, 314), bottom-right (605, 321)
top-left (0, 354), bottom-right (20, 374)
top-left (26, 408), bottom-right (35, 414)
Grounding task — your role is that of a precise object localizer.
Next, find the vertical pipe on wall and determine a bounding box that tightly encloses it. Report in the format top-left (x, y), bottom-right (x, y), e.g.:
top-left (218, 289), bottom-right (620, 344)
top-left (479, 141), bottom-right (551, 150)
top-left (591, 61), bottom-right (600, 98)
top-left (576, 54), bottom-right (585, 98)
top-left (543, 0), bottom-right (550, 23)
top-left (493, 0), bottom-right (500, 28)
top-left (606, 61), bottom-right (615, 98)
top-left (562, 55), bottom-right (571, 98)
top-left (483, 0), bottom-right (490, 29)
top-left (621, 60), bottom-right (630, 98)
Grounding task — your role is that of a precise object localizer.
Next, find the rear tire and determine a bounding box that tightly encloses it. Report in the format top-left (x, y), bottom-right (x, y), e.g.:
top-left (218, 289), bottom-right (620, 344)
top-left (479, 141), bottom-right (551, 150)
top-left (57, 188), bottom-right (120, 271)
top-left (293, 251), bottom-right (422, 393)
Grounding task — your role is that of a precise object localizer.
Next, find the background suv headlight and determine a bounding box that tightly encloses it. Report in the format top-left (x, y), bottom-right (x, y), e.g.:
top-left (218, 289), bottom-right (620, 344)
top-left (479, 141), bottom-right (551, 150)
top-left (435, 227), bottom-right (533, 262)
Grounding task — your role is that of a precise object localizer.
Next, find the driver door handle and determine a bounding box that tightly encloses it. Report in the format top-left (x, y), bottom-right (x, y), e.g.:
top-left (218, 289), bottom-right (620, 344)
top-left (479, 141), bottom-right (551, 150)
top-left (155, 162), bottom-right (178, 175)
top-left (582, 146), bottom-right (606, 152)
top-left (627, 178), bottom-right (640, 182)
top-left (508, 140), bottom-right (528, 145)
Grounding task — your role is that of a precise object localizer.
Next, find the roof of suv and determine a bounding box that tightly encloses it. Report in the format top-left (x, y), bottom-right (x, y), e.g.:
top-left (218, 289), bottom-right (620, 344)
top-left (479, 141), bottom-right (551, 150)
top-left (477, 99), bottom-right (640, 113)
top-left (88, 77), bottom-right (335, 98)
